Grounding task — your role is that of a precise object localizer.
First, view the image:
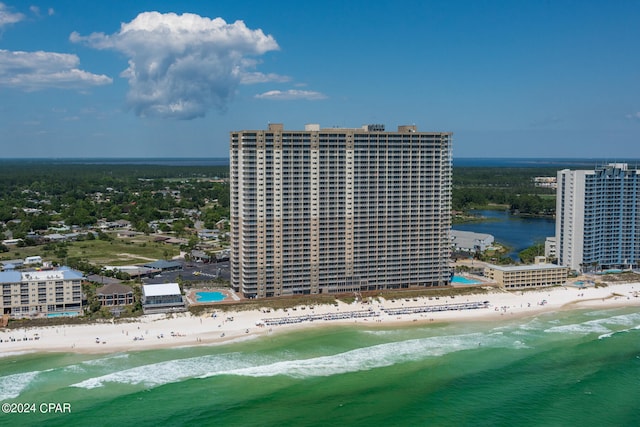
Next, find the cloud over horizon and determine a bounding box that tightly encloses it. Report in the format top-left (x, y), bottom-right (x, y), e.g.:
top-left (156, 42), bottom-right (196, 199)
top-left (255, 89), bottom-right (327, 100)
top-left (71, 11), bottom-right (281, 119)
top-left (0, 49), bottom-right (112, 90)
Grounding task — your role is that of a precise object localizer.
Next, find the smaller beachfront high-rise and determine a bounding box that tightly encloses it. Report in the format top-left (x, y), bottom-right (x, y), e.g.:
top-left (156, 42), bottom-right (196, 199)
top-left (556, 163), bottom-right (640, 272)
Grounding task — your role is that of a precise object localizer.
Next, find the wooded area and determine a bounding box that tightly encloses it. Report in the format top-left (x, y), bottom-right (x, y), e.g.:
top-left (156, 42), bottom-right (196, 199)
top-left (0, 161), bottom-right (230, 243)
top-left (452, 166), bottom-right (557, 215)
top-left (1, 160), bottom-right (558, 259)
top-left (1, 160), bottom-right (558, 239)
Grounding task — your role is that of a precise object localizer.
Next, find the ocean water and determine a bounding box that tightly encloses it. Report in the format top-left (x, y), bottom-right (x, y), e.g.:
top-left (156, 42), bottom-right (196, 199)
top-left (2, 307), bottom-right (640, 427)
top-left (5, 157), bottom-right (639, 168)
top-left (452, 157), bottom-right (640, 168)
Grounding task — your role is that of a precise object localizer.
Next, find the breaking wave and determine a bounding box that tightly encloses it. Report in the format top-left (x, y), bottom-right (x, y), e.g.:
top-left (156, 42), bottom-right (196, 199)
top-left (73, 332), bottom-right (513, 389)
top-left (0, 371), bottom-right (41, 401)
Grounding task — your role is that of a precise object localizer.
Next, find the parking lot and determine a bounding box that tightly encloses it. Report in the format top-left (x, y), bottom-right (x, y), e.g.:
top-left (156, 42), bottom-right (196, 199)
top-left (143, 261), bottom-right (230, 285)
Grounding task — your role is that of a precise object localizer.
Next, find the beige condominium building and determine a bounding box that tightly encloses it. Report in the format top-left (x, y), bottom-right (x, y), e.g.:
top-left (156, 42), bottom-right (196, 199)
top-left (230, 123), bottom-right (452, 298)
top-left (484, 257), bottom-right (569, 290)
top-left (0, 267), bottom-right (83, 318)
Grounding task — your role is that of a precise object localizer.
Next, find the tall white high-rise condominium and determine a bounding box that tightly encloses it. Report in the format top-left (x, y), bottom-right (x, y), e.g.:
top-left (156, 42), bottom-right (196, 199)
top-left (556, 163), bottom-right (640, 272)
top-left (230, 123), bottom-right (452, 298)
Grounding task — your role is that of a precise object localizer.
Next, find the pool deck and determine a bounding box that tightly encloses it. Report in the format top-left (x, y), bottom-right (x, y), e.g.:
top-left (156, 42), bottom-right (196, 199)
top-left (450, 274), bottom-right (493, 287)
top-left (186, 288), bottom-right (241, 306)
top-left (47, 312), bottom-right (81, 318)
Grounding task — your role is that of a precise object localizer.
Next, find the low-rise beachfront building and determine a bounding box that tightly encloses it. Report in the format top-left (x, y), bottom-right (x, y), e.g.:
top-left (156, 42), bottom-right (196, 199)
top-left (2, 239), bottom-right (22, 246)
top-left (484, 257), bottom-right (569, 290)
top-left (141, 283), bottom-right (185, 314)
top-left (0, 267), bottom-right (83, 318)
top-left (143, 260), bottom-right (183, 272)
top-left (103, 265), bottom-right (160, 280)
top-left (1, 259), bottom-right (24, 270)
top-left (24, 256), bottom-right (43, 265)
top-left (191, 250), bottom-right (212, 263)
top-left (451, 230), bottom-right (495, 253)
top-left (96, 283), bottom-right (135, 307)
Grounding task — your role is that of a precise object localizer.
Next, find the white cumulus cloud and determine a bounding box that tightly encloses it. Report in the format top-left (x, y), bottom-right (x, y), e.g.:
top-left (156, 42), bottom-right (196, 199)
top-left (0, 49), bottom-right (112, 90)
top-left (28, 5), bottom-right (53, 16)
top-left (255, 89), bottom-right (327, 100)
top-left (70, 11), bottom-right (281, 119)
top-left (0, 2), bottom-right (24, 29)
top-left (241, 71), bottom-right (291, 84)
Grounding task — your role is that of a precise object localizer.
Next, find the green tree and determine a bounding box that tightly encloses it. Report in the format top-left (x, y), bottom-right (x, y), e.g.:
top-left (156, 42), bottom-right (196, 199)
top-left (519, 243), bottom-right (545, 264)
top-left (172, 220), bottom-right (186, 236)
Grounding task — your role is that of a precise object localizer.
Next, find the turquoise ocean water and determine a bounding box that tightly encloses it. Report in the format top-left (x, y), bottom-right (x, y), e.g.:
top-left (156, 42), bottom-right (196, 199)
top-left (2, 306), bottom-right (640, 427)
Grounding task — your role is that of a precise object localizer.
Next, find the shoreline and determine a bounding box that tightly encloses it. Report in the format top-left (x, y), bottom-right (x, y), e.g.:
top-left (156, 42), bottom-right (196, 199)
top-left (2, 283), bottom-right (640, 356)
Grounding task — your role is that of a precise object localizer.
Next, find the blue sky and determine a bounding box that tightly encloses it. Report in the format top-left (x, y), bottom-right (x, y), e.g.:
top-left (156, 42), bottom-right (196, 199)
top-left (1, 1), bottom-right (639, 158)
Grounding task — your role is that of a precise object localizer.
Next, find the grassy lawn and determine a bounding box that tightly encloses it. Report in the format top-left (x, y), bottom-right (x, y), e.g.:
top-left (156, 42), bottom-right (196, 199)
top-left (1, 245), bottom-right (43, 261)
top-left (1, 236), bottom-right (180, 266)
top-left (66, 238), bottom-right (179, 265)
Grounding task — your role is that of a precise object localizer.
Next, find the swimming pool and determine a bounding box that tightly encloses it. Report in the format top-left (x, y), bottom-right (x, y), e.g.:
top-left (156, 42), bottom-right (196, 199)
top-left (451, 275), bottom-right (482, 285)
top-left (47, 312), bottom-right (80, 318)
top-left (195, 291), bottom-right (227, 303)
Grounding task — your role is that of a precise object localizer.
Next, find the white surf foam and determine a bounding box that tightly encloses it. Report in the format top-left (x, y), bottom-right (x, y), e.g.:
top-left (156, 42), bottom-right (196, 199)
top-left (517, 317), bottom-right (545, 331)
top-left (62, 353), bottom-right (131, 375)
top-left (604, 312), bottom-right (640, 326)
top-left (209, 332), bottom-right (510, 379)
top-left (545, 312), bottom-right (640, 336)
top-left (62, 364), bottom-right (85, 374)
top-left (0, 350), bottom-right (35, 359)
top-left (81, 353), bottom-right (130, 366)
top-left (598, 331), bottom-right (613, 340)
top-left (511, 340), bottom-right (530, 349)
top-left (545, 322), bottom-right (611, 335)
top-left (71, 352), bottom-right (262, 389)
top-left (0, 371), bottom-right (41, 401)
top-left (72, 331), bottom-right (514, 389)
top-left (597, 324), bottom-right (640, 340)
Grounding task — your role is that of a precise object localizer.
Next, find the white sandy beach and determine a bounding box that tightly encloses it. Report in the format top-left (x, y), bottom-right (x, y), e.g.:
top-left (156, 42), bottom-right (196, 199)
top-left (2, 283), bottom-right (640, 355)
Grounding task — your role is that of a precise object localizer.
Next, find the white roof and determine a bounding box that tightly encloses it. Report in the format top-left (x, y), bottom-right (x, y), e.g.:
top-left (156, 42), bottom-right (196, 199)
top-left (143, 283), bottom-right (181, 297)
top-left (21, 268), bottom-right (83, 281)
top-left (485, 263), bottom-right (567, 272)
top-left (451, 230), bottom-right (493, 240)
top-left (23, 270), bottom-right (63, 281)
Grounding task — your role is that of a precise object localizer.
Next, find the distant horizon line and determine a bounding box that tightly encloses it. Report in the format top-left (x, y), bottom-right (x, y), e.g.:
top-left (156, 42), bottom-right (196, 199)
top-left (2, 156), bottom-right (640, 160)
top-left (3, 157), bottom-right (640, 169)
